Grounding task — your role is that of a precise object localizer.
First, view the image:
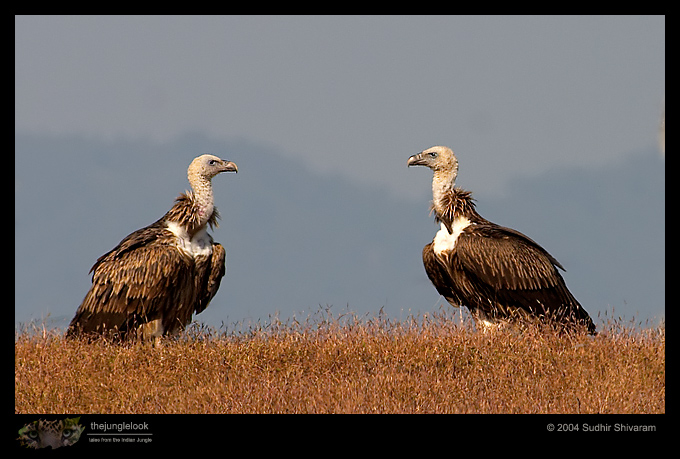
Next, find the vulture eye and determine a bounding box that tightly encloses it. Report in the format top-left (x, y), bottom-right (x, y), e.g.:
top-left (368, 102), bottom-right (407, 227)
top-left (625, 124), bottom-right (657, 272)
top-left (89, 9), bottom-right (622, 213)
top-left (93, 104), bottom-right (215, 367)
top-left (428, 152), bottom-right (438, 158)
top-left (209, 159), bottom-right (217, 165)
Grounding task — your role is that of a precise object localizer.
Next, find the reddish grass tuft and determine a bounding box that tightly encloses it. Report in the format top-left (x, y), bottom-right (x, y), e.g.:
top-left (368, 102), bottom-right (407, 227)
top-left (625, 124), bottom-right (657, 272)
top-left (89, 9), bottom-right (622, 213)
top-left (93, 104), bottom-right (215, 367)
top-left (15, 310), bottom-right (664, 414)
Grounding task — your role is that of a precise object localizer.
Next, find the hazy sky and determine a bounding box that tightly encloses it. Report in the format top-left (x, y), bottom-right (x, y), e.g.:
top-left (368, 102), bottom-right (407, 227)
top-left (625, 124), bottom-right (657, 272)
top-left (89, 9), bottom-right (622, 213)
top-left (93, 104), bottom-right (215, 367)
top-left (15, 15), bottom-right (665, 199)
top-left (15, 15), bottom-right (665, 329)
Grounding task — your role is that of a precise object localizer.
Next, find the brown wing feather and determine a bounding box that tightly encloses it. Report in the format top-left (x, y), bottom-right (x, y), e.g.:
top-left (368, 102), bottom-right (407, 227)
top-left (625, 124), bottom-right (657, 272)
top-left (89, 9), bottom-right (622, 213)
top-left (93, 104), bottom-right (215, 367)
top-left (421, 224), bottom-right (595, 333)
top-left (422, 243), bottom-right (460, 307)
top-left (455, 225), bottom-right (563, 291)
top-left (67, 227), bottom-right (195, 338)
top-left (452, 225), bottom-right (594, 332)
top-left (194, 242), bottom-right (226, 315)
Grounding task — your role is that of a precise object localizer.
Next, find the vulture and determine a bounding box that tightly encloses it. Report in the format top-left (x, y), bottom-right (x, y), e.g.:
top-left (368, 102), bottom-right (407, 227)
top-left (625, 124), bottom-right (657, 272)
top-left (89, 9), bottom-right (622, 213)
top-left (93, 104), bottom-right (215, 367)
top-left (408, 146), bottom-right (596, 334)
top-left (66, 154), bottom-right (238, 340)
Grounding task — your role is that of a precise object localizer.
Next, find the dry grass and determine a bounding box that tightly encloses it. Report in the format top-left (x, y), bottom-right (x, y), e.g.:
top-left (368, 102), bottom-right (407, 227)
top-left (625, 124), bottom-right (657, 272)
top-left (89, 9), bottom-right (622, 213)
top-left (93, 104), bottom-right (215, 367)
top-left (15, 309), bottom-right (665, 414)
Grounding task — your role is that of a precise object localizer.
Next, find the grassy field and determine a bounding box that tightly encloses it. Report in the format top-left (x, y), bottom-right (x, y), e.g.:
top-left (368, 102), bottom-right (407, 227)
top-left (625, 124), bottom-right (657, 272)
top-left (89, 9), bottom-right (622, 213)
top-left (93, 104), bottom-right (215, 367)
top-left (15, 310), bottom-right (665, 414)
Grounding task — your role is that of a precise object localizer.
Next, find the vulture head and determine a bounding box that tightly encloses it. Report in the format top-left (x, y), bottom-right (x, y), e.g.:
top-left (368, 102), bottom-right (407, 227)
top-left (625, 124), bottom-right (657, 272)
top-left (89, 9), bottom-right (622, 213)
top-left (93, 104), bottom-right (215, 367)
top-left (189, 154), bottom-right (238, 182)
top-left (407, 146), bottom-right (458, 176)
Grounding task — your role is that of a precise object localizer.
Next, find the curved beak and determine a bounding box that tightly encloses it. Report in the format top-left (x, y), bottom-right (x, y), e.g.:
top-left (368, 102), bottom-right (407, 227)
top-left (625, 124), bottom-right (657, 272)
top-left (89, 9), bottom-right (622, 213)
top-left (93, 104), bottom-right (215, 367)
top-left (221, 160), bottom-right (238, 173)
top-left (407, 152), bottom-right (428, 167)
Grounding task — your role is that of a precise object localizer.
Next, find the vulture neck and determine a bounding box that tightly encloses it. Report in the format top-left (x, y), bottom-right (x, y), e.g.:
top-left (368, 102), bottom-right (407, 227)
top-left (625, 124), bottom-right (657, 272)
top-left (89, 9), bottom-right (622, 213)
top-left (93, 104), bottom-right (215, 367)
top-left (430, 172), bottom-right (484, 231)
top-left (431, 170), bottom-right (457, 220)
top-left (187, 171), bottom-right (215, 231)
